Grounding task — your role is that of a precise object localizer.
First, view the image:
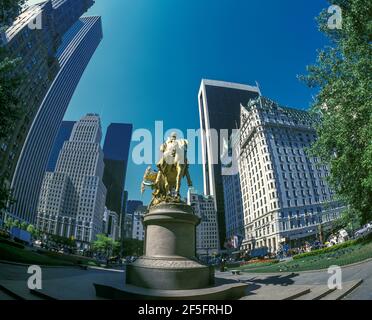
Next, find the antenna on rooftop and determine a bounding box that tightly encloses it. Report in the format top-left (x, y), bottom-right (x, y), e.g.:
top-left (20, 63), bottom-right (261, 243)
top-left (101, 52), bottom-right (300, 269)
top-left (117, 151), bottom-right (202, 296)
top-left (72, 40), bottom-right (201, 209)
top-left (255, 81), bottom-right (262, 96)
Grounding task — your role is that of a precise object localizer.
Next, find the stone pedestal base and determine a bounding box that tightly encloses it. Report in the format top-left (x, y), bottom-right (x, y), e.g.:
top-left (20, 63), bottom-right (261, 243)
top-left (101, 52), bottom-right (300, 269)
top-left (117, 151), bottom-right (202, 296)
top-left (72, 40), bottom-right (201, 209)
top-left (125, 203), bottom-right (215, 290)
top-left (126, 257), bottom-right (214, 290)
top-left (94, 282), bottom-right (249, 300)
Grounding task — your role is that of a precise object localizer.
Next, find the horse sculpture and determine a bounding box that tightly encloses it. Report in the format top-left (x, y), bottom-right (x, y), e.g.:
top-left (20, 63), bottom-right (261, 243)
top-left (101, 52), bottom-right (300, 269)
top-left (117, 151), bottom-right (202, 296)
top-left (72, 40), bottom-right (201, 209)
top-left (141, 134), bottom-right (192, 208)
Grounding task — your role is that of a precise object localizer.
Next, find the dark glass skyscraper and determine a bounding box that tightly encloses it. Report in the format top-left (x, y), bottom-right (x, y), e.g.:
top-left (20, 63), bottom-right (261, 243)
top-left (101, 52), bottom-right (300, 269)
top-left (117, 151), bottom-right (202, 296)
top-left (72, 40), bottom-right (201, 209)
top-left (126, 200), bottom-right (144, 216)
top-left (9, 16), bottom-right (103, 223)
top-left (47, 121), bottom-right (76, 172)
top-left (103, 123), bottom-right (133, 216)
top-left (198, 79), bottom-right (260, 248)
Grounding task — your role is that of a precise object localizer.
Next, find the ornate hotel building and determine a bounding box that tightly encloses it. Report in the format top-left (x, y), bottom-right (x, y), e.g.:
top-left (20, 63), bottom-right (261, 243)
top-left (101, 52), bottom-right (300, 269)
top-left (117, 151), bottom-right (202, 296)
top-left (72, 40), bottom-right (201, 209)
top-left (36, 114), bottom-right (107, 248)
top-left (222, 132), bottom-right (244, 244)
top-left (239, 97), bottom-right (344, 253)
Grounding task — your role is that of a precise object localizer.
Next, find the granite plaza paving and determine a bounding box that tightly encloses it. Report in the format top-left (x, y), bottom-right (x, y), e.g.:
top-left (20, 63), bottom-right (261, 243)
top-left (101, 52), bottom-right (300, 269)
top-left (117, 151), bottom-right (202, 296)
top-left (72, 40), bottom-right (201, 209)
top-left (0, 259), bottom-right (371, 300)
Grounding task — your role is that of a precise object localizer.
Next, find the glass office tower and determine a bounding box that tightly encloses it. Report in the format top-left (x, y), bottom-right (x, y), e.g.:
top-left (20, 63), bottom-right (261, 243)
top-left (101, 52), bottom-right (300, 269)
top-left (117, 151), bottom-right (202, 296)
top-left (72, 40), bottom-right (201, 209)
top-left (9, 16), bottom-right (103, 223)
top-left (0, 0), bottom-right (94, 188)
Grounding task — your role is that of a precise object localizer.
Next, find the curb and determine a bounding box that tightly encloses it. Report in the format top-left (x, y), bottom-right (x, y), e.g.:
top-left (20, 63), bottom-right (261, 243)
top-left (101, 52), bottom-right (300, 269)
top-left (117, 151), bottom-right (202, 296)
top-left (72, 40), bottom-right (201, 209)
top-left (0, 259), bottom-right (78, 269)
top-left (0, 284), bottom-right (25, 300)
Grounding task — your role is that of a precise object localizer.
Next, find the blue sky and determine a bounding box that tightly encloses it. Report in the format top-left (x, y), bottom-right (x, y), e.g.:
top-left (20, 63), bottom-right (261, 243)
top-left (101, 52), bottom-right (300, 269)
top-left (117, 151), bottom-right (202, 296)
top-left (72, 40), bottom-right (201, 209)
top-left (30, 0), bottom-right (329, 204)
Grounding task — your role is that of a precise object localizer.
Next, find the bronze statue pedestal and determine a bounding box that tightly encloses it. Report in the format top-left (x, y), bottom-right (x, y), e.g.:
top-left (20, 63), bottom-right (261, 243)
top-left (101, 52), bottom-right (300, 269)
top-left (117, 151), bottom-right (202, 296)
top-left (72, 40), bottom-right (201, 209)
top-left (94, 202), bottom-right (249, 299)
top-left (126, 203), bottom-right (214, 290)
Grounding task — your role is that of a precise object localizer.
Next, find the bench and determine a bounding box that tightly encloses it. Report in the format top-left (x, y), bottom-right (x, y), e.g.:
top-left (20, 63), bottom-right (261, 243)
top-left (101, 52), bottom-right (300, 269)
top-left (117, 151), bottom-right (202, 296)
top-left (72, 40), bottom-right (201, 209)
top-left (231, 270), bottom-right (241, 275)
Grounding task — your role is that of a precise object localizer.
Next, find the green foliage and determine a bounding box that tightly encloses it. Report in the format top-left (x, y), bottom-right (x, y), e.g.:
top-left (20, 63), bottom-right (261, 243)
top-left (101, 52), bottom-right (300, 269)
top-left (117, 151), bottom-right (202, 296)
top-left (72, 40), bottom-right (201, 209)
top-left (332, 207), bottom-right (363, 232)
top-left (48, 234), bottom-right (77, 248)
top-left (122, 238), bottom-right (144, 257)
top-left (0, 50), bottom-right (22, 141)
top-left (293, 240), bottom-right (357, 260)
top-left (300, 0), bottom-right (372, 223)
top-left (0, 0), bottom-right (26, 27)
top-left (293, 232), bottom-right (372, 260)
top-left (3, 217), bottom-right (12, 230)
top-left (12, 219), bottom-right (19, 228)
top-left (0, 1), bottom-right (26, 215)
top-left (92, 234), bottom-right (120, 258)
top-left (0, 179), bottom-right (13, 215)
top-left (26, 224), bottom-right (36, 235)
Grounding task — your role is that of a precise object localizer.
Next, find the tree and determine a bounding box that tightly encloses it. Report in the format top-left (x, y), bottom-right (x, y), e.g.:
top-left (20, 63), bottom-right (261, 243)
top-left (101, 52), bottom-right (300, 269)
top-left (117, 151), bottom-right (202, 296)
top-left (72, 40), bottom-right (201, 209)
top-left (12, 219), bottom-right (20, 228)
top-left (301, 0), bottom-right (372, 224)
top-left (0, 0), bottom-right (26, 26)
top-left (122, 238), bottom-right (144, 257)
top-left (4, 216), bottom-right (12, 230)
top-left (20, 221), bottom-right (27, 230)
top-left (92, 234), bottom-right (120, 260)
top-left (48, 234), bottom-right (77, 249)
top-left (0, 0), bottom-right (25, 214)
top-left (26, 224), bottom-right (36, 236)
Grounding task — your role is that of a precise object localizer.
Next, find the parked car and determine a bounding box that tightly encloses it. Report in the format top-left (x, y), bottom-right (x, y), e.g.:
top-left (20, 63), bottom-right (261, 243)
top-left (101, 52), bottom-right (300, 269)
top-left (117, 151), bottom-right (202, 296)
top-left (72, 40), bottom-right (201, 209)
top-left (34, 240), bottom-right (43, 247)
top-left (354, 224), bottom-right (372, 238)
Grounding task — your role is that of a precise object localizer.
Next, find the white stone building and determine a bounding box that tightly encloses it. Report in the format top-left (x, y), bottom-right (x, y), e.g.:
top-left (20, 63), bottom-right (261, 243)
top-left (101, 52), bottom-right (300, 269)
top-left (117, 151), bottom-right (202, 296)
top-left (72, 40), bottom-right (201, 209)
top-left (103, 207), bottom-right (120, 241)
top-left (36, 114), bottom-right (107, 249)
top-left (221, 132), bottom-right (245, 245)
top-left (187, 189), bottom-right (219, 256)
top-left (132, 206), bottom-right (147, 241)
top-left (239, 97), bottom-right (344, 253)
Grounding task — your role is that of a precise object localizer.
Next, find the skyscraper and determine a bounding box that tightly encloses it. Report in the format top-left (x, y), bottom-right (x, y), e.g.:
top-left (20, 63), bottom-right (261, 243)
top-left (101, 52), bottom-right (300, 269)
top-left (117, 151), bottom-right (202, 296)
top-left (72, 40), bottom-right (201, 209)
top-left (103, 123), bottom-right (133, 215)
top-left (198, 79), bottom-right (260, 248)
top-left (126, 200), bottom-right (144, 216)
top-left (102, 123), bottom-right (133, 242)
top-left (9, 16), bottom-right (103, 223)
top-left (239, 97), bottom-right (345, 252)
top-left (47, 121), bottom-right (76, 172)
top-left (36, 114), bottom-right (107, 248)
top-left (0, 0), bottom-right (94, 189)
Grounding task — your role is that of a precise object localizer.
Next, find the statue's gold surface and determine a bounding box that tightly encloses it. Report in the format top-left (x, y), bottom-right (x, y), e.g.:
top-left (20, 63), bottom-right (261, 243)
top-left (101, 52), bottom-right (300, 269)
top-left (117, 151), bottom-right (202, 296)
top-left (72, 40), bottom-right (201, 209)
top-left (141, 132), bottom-right (192, 207)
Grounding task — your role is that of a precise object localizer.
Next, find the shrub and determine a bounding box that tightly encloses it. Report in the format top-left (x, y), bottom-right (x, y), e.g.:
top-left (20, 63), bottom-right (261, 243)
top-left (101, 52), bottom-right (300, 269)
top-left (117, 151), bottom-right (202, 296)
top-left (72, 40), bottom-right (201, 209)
top-left (0, 238), bottom-right (25, 249)
top-left (293, 241), bottom-right (355, 260)
top-left (293, 233), bottom-right (372, 260)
